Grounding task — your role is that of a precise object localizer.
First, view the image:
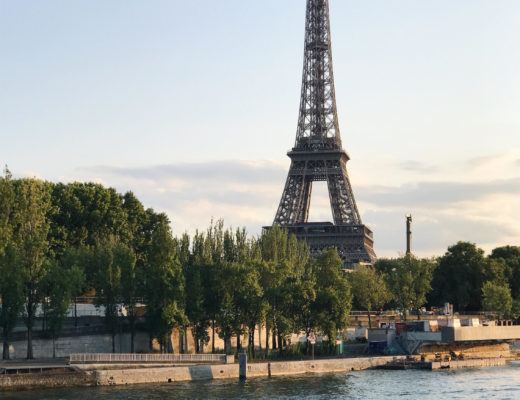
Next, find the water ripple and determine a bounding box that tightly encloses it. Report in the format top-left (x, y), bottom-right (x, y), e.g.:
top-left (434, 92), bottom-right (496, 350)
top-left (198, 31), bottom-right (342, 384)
top-left (2, 364), bottom-right (520, 400)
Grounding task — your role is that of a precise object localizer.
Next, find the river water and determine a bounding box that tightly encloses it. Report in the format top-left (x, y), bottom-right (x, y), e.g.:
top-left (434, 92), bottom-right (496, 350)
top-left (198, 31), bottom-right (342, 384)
top-left (3, 363), bottom-right (520, 399)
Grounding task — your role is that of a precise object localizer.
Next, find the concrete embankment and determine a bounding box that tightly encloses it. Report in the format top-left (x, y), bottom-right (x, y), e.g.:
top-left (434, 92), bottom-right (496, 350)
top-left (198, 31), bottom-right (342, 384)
top-left (2, 354), bottom-right (516, 390)
top-left (0, 370), bottom-right (96, 391)
top-left (429, 358), bottom-right (507, 370)
top-left (94, 356), bottom-right (405, 386)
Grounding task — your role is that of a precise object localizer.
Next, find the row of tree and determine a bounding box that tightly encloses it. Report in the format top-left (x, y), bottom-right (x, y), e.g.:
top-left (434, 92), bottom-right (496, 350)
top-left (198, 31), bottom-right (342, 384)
top-left (178, 222), bottom-right (352, 357)
top-left (2, 169), bottom-right (519, 360)
top-left (0, 169), bottom-right (188, 359)
top-left (349, 242), bottom-right (520, 325)
top-left (0, 170), bottom-right (353, 359)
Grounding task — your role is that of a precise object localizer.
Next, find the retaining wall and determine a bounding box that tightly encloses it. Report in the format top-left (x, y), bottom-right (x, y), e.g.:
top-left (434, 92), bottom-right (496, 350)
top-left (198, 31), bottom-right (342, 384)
top-left (430, 358), bottom-right (507, 370)
top-left (0, 332), bottom-right (150, 359)
top-left (0, 371), bottom-right (96, 391)
top-left (95, 356), bottom-right (406, 386)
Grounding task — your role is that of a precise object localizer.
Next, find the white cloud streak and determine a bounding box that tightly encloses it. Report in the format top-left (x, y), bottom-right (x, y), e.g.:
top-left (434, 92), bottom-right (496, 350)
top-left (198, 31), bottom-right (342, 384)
top-left (69, 149), bottom-right (520, 258)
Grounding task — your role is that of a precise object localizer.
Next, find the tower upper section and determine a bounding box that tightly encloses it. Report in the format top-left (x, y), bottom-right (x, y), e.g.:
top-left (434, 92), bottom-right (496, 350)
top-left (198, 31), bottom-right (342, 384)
top-left (294, 0), bottom-right (342, 152)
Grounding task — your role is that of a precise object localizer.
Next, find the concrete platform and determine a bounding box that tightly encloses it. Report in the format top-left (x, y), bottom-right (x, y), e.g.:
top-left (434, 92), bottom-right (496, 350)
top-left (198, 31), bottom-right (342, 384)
top-left (430, 358), bottom-right (507, 370)
top-left (442, 326), bottom-right (520, 342)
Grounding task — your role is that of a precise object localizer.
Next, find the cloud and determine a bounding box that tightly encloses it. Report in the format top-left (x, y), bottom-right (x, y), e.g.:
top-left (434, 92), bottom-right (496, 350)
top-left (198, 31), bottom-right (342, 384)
top-left (84, 160), bottom-right (286, 185)
top-left (71, 157), bottom-right (520, 258)
top-left (358, 178), bottom-right (520, 208)
top-left (464, 149), bottom-right (520, 180)
top-left (364, 209), bottom-right (518, 258)
top-left (77, 160), bottom-right (287, 236)
top-left (397, 160), bottom-right (438, 173)
top-left (467, 154), bottom-right (500, 169)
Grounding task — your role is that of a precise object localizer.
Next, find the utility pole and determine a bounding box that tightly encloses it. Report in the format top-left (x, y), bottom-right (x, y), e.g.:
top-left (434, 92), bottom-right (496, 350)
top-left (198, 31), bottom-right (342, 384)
top-left (406, 214), bottom-right (412, 256)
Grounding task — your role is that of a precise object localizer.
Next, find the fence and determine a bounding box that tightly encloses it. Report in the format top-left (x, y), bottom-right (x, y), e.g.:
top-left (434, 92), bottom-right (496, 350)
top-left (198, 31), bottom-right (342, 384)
top-left (69, 353), bottom-right (228, 364)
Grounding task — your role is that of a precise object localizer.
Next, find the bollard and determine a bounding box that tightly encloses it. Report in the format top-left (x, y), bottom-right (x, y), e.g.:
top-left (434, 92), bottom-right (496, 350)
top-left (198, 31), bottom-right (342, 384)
top-left (239, 352), bottom-right (247, 380)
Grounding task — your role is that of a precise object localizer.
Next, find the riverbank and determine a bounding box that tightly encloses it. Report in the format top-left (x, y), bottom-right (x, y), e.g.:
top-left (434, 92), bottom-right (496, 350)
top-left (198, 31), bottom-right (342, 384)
top-left (92, 356), bottom-right (407, 386)
top-left (3, 354), bottom-right (519, 391)
top-left (4, 364), bottom-right (520, 400)
top-left (0, 370), bottom-right (96, 391)
top-left (1, 356), bottom-right (401, 390)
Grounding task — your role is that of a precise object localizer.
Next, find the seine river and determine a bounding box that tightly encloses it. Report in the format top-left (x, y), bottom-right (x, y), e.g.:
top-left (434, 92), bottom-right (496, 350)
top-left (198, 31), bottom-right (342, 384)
top-left (3, 363), bottom-right (520, 399)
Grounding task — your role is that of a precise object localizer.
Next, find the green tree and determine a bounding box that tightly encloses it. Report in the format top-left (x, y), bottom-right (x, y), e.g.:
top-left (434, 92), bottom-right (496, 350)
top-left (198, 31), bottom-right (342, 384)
top-left (482, 281), bottom-right (512, 319)
top-left (350, 265), bottom-right (391, 328)
top-left (144, 216), bottom-right (186, 352)
top-left (430, 242), bottom-right (486, 312)
top-left (48, 183), bottom-right (129, 259)
top-left (374, 258), bottom-right (401, 276)
top-left (184, 261), bottom-right (211, 353)
top-left (287, 277), bottom-right (316, 354)
top-left (236, 263), bottom-right (267, 358)
top-left (91, 240), bottom-right (122, 353)
top-left (118, 246), bottom-right (139, 353)
top-left (511, 299), bottom-right (520, 321)
top-left (11, 179), bottom-right (53, 359)
top-left (214, 262), bottom-right (243, 354)
top-left (386, 255), bottom-right (435, 319)
top-left (41, 261), bottom-right (84, 358)
top-left (490, 246), bottom-right (520, 299)
top-left (313, 248), bottom-right (352, 348)
top-left (0, 168), bottom-right (23, 360)
top-left (258, 226), bottom-right (309, 354)
top-left (0, 245), bottom-right (25, 360)
top-left (0, 167), bottom-right (15, 253)
top-left (59, 247), bottom-right (89, 327)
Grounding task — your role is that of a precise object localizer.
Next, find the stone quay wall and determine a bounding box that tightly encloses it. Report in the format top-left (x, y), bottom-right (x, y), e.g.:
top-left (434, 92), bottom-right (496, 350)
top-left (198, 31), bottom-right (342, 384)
top-left (0, 371), bottom-right (96, 391)
top-left (95, 356), bottom-right (406, 386)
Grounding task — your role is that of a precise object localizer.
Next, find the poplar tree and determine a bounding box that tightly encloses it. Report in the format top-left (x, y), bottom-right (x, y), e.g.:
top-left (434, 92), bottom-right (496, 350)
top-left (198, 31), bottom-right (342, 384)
top-left (0, 168), bottom-right (24, 360)
top-left (313, 248), bottom-right (352, 348)
top-left (11, 179), bottom-right (53, 359)
top-left (144, 215), bottom-right (186, 352)
top-left (0, 245), bottom-right (24, 360)
top-left (41, 261), bottom-right (85, 358)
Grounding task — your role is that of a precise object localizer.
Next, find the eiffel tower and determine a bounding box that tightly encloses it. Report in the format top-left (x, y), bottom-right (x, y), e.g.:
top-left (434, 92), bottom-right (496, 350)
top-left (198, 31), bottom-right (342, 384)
top-left (269, 0), bottom-right (376, 268)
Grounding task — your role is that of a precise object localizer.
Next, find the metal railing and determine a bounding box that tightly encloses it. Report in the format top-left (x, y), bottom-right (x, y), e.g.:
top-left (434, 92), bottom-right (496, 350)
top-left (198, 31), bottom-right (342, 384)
top-left (69, 353), bottom-right (227, 364)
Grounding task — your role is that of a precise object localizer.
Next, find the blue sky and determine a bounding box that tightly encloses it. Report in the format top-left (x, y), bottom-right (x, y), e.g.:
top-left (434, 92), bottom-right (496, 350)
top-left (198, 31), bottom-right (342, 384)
top-left (1, 0), bottom-right (520, 257)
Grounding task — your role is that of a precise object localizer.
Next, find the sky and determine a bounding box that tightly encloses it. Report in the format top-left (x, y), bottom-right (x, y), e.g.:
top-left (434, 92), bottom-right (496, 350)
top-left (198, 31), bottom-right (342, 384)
top-left (1, 0), bottom-right (519, 258)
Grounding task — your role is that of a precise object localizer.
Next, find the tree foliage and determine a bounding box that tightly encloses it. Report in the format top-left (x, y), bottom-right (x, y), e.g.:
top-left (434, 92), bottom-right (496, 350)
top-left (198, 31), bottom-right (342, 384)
top-left (482, 281), bottom-right (512, 318)
top-left (429, 242), bottom-right (512, 312)
top-left (350, 265), bottom-right (391, 327)
top-left (0, 245), bottom-right (24, 360)
top-left (490, 246), bottom-right (520, 299)
top-left (383, 255), bottom-right (435, 319)
top-left (5, 170), bottom-right (520, 361)
top-left (12, 179), bottom-right (53, 359)
top-left (41, 260), bottom-right (84, 357)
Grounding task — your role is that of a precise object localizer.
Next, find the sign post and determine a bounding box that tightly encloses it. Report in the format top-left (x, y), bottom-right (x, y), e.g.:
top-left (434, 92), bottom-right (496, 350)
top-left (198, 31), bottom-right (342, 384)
top-left (308, 333), bottom-right (316, 360)
top-left (239, 352), bottom-right (247, 380)
top-left (336, 338), bottom-right (343, 356)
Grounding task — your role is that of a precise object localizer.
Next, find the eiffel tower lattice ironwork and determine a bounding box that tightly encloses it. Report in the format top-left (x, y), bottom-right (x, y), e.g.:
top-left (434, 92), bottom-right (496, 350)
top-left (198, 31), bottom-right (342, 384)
top-left (270, 0), bottom-right (376, 267)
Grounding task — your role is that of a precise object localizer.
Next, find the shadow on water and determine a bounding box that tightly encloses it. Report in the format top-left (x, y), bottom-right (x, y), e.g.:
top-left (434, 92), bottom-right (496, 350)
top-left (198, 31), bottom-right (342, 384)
top-left (0, 373), bottom-right (355, 400)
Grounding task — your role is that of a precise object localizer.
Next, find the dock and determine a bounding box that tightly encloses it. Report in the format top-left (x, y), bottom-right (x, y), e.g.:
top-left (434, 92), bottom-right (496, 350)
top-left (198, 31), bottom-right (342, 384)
top-left (378, 357), bottom-right (507, 370)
